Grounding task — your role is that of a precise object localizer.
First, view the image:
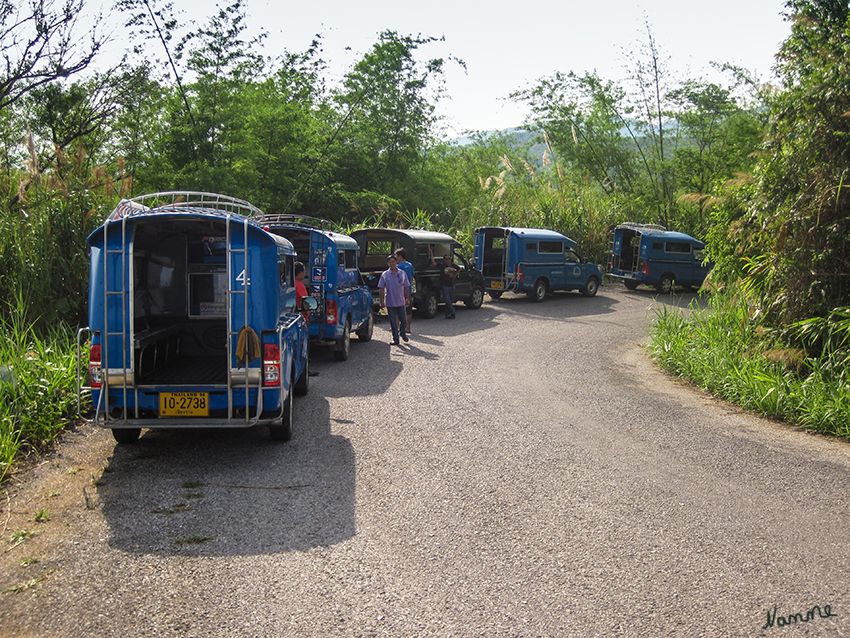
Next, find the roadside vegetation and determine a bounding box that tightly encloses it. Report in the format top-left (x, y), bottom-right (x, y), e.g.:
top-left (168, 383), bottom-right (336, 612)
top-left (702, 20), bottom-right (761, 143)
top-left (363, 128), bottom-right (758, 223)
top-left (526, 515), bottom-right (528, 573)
top-left (651, 290), bottom-right (850, 439)
top-left (0, 0), bottom-right (847, 478)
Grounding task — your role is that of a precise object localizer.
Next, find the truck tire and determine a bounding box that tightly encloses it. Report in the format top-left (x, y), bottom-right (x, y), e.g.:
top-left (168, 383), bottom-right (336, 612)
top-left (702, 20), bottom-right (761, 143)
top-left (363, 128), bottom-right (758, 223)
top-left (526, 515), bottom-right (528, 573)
top-left (112, 428), bottom-right (141, 444)
top-left (294, 358), bottom-right (309, 396)
top-left (529, 279), bottom-right (548, 302)
top-left (356, 311), bottom-right (373, 342)
top-left (422, 290), bottom-right (438, 318)
top-left (333, 319), bottom-right (351, 361)
top-left (466, 286), bottom-right (484, 309)
top-left (581, 276), bottom-right (599, 297)
top-left (489, 290), bottom-right (503, 300)
top-left (657, 274), bottom-right (675, 294)
top-left (269, 387), bottom-right (294, 441)
top-left (624, 279), bottom-right (639, 290)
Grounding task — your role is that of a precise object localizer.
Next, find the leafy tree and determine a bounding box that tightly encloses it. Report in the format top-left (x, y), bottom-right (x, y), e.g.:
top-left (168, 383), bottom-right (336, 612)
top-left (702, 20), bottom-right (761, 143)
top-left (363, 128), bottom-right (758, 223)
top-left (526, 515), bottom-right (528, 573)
top-left (669, 80), bottom-right (763, 233)
top-left (708, 0), bottom-right (850, 323)
top-left (512, 71), bottom-right (640, 194)
top-left (622, 18), bottom-right (679, 226)
top-left (105, 63), bottom-right (168, 195)
top-left (330, 31), bottom-right (453, 210)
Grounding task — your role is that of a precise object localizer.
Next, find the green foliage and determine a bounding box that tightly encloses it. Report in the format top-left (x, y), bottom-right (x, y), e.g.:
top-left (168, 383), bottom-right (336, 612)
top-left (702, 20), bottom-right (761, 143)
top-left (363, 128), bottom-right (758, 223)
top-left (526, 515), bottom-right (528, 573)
top-left (707, 0), bottom-right (850, 324)
top-left (650, 288), bottom-right (850, 438)
top-left (0, 136), bottom-right (123, 330)
top-left (513, 27), bottom-right (765, 240)
top-left (329, 31), bottom-right (455, 209)
top-left (0, 308), bottom-right (84, 483)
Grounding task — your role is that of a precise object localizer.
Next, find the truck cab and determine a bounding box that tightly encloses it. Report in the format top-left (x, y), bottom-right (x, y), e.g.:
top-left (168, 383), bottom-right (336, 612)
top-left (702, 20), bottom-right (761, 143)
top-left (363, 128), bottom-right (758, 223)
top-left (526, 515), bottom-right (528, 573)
top-left (261, 215), bottom-right (373, 361)
top-left (608, 223), bottom-right (710, 293)
top-left (474, 226), bottom-right (602, 301)
top-left (81, 192), bottom-right (316, 444)
top-left (351, 228), bottom-right (486, 318)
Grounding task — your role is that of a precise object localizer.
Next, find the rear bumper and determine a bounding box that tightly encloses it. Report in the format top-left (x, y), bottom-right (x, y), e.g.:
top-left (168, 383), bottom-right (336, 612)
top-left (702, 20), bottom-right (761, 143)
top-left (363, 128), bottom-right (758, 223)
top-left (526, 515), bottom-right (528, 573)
top-left (92, 385), bottom-right (286, 427)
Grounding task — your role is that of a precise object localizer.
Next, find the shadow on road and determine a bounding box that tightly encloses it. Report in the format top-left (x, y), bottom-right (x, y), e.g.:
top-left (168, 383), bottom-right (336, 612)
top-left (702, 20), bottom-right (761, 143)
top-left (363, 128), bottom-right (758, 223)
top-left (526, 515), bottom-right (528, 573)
top-left (98, 395), bottom-right (355, 557)
top-left (483, 284), bottom-right (706, 320)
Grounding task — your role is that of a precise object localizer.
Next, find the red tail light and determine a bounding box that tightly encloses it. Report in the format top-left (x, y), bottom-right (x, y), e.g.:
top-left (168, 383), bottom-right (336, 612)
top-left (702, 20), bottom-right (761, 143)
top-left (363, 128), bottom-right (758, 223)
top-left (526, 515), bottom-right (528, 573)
top-left (642, 263), bottom-right (649, 275)
top-left (326, 299), bottom-right (337, 324)
top-left (89, 344), bottom-right (102, 387)
top-left (517, 265), bottom-right (524, 283)
top-left (263, 343), bottom-right (281, 386)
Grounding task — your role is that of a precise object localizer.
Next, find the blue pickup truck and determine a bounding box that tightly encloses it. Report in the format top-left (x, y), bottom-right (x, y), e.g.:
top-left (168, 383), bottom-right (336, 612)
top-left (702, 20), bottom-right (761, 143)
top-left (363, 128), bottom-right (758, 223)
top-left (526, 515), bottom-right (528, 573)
top-left (474, 226), bottom-right (602, 301)
top-left (80, 192), bottom-right (316, 444)
top-left (261, 215), bottom-right (373, 360)
top-left (608, 223), bottom-right (710, 293)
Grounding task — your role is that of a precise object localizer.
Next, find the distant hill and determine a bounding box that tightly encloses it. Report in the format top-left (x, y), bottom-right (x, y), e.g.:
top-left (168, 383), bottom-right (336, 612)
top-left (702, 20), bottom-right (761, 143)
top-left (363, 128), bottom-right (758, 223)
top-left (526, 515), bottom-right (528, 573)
top-left (449, 127), bottom-right (550, 165)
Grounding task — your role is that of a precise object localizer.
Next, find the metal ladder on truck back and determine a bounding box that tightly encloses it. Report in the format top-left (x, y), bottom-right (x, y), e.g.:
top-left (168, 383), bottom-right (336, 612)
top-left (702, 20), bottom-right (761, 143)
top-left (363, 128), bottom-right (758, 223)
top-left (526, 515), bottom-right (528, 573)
top-left (97, 214), bottom-right (134, 425)
top-left (226, 215), bottom-right (263, 424)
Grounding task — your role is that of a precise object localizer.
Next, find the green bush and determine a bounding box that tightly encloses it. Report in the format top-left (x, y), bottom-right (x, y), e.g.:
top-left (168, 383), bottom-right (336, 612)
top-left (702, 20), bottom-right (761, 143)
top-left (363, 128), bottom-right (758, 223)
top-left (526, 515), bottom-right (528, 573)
top-left (650, 289), bottom-right (850, 439)
top-left (0, 303), bottom-right (86, 482)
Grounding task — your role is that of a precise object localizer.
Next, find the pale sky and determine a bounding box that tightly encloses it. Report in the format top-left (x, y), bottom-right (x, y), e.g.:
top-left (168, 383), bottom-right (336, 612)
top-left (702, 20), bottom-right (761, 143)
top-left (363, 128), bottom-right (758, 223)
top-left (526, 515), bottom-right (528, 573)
top-left (105, 0), bottom-right (792, 138)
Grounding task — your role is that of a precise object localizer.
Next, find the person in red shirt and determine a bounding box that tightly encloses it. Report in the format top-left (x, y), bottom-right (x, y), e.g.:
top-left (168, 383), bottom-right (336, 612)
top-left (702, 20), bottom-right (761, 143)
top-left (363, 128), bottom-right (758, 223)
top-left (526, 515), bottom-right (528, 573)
top-left (294, 261), bottom-right (310, 324)
top-left (294, 261), bottom-right (319, 376)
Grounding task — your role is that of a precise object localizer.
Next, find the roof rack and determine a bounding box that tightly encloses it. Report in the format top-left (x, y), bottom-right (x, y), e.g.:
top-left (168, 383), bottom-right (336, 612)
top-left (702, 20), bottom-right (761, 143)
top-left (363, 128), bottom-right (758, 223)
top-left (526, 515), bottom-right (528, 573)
top-left (105, 191), bottom-right (266, 222)
top-left (615, 221), bottom-right (668, 232)
top-left (259, 213), bottom-right (335, 232)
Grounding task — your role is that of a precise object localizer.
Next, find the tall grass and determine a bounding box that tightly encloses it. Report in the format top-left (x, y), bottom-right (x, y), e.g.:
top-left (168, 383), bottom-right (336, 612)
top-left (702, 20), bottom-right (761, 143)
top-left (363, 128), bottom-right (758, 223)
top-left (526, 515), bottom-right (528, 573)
top-left (0, 297), bottom-right (85, 482)
top-left (650, 289), bottom-right (850, 439)
top-left (0, 139), bottom-right (126, 479)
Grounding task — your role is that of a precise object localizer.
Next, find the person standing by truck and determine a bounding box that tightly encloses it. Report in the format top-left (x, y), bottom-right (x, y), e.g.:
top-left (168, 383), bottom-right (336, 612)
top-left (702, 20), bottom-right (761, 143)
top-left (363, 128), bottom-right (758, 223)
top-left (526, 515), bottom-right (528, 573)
top-left (432, 251), bottom-right (459, 319)
top-left (294, 261), bottom-right (310, 324)
top-left (394, 248), bottom-right (414, 334)
top-left (378, 254), bottom-right (410, 345)
top-left (295, 261), bottom-right (320, 376)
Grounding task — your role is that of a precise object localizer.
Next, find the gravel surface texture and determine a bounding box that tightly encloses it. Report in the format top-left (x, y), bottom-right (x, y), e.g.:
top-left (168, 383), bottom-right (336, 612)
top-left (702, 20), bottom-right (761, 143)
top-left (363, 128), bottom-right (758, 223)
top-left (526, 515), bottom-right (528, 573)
top-left (1, 286), bottom-right (848, 637)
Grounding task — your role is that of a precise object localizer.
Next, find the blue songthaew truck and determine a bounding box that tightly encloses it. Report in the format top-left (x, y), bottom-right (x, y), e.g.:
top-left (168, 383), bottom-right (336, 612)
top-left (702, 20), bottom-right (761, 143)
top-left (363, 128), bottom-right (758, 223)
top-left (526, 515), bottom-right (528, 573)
top-left (79, 192), bottom-right (317, 444)
top-left (608, 223), bottom-right (711, 293)
top-left (473, 226), bottom-right (602, 301)
top-left (260, 215), bottom-right (373, 360)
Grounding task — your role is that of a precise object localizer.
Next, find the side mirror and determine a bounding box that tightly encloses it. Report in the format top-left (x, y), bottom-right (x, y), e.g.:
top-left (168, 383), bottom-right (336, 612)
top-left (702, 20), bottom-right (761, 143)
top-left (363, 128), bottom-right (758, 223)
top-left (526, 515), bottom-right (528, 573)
top-left (301, 296), bottom-right (319, 312)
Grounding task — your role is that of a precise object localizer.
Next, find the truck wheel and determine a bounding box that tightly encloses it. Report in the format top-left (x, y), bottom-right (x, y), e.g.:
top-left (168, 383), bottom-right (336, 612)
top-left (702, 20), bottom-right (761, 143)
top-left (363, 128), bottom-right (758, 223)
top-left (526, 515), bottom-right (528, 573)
top-left (466, 286), bottom-right (484, 309)
top-left (356, 311), bottom-right (373, 342)
top-left (294, 358), bottom-right (309, 396)
top-left (657, 274), bottom-right (674, 294)
top-left (489, 290), bottom-right (503, 300)
top-left (269, 391), bottom-right (293, 441)
top-left (581, 276), bottom-right (599, 297)
top-left (333, 319), bottom-right (351, 361)
top-left (422, 290), bottom-right (438, 318)
top-left (112, 428), bottom-right (141, 444)
top-left (530, 279), bottom-right (548, 302)
top-left (624, 279), bottom-right (639, 290)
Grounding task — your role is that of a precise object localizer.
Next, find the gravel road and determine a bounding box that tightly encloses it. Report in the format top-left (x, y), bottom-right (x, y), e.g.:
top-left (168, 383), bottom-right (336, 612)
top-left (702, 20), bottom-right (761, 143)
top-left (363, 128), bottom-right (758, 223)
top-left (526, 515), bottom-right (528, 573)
top-left (1, 286), bottom-right (848, 637)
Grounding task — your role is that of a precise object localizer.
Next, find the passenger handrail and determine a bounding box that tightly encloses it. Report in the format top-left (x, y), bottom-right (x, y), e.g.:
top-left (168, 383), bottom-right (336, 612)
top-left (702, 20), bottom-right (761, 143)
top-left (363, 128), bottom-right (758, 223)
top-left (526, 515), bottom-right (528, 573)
top-left (105, 191), bottom-right (266, 223)
top-left (260, 213), bottom-right (335, 231)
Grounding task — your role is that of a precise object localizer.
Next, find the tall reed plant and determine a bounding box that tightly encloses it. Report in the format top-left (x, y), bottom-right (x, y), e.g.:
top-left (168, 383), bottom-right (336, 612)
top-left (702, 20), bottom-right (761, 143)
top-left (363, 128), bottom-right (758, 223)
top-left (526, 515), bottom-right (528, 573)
top-left (0, 139), bottom-right (128, 332)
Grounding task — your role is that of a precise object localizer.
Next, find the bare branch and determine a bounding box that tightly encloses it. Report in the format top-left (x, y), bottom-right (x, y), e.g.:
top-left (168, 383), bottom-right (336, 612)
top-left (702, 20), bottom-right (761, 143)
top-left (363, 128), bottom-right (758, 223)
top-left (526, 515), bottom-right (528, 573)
top-left (0, 0), bottom-right (106, 110)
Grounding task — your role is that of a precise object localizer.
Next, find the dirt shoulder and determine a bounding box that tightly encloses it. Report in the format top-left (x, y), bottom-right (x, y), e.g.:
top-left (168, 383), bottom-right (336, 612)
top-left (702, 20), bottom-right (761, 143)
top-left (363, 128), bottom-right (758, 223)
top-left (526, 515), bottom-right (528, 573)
top-left (0, 422), bottom-right (113, 602)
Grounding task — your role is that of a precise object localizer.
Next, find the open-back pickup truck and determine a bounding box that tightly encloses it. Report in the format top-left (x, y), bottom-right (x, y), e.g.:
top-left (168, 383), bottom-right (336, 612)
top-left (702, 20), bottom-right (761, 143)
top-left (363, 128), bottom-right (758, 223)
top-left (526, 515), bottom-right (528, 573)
top-left (81, 192), bottom-right (316, 444)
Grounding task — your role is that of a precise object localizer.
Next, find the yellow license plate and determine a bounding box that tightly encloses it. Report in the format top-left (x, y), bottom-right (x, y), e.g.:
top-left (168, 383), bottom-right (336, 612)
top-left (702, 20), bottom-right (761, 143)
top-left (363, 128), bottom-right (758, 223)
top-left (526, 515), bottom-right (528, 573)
top-left (491, 281), bottom-right (504, 289)
top-left (159, 392), bottom-right (209, 417)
